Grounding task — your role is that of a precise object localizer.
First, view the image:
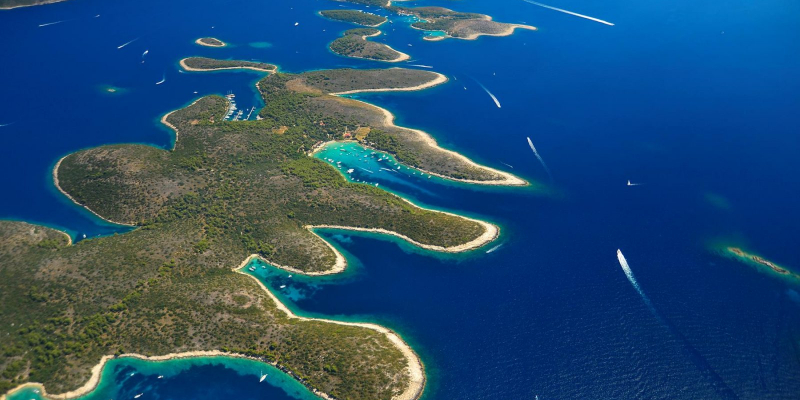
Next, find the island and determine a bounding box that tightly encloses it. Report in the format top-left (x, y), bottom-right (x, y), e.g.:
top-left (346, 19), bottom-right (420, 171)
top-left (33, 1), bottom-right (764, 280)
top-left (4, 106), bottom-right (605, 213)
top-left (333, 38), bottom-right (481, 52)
top-left (330, 29), bottom-right (409, 62)
top-left (335, 1), bottom-right (536, 41)
top-left (180, 57), bottom-right (277, 73)
top-left (393, 6), bottom-right (536, 41)
top-left (320, 9), bottom-right (388, 27)
top-left (195, 37), bottom-right (227, 47)
top-left (724, 247), bottom-right (798, 280)
top-left (0, 0), bottom-right (65, 9)
top-left (0, 67), bottom-right (523, 399)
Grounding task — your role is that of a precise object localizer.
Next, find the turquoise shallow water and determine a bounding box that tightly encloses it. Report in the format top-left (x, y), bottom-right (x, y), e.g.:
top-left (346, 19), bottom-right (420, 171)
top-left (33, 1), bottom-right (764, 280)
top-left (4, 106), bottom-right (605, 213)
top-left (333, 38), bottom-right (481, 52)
top-left (3, 0), bottom-right (800, 398)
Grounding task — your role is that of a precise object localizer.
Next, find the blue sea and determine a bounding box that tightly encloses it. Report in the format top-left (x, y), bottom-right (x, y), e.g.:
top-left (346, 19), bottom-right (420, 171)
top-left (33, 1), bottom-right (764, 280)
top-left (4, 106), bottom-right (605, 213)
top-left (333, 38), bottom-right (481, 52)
top-left (2, 0), bottom-right (799, 398)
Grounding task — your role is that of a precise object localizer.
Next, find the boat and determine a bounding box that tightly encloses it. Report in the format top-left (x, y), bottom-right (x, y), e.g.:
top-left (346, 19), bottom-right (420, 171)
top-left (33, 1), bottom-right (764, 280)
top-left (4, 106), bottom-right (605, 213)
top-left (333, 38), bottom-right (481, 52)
top-left (157, 375), bottom-right (163, 379)
top-left (260, 370), bottom-right (267, 382)
top-left (347, 168), bottom-right (354, 173)
top-left (134, 394), bottom-right (144, 399)
top-left (279, 285), bottom-right (286, 289)
top-left (287, 275), bottom-right (292, 278)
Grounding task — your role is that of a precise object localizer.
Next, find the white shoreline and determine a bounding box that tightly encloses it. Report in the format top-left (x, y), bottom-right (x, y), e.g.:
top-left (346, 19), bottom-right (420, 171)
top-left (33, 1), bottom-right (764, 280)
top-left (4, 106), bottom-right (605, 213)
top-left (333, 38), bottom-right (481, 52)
top-left (0, 253), bottom-right (425, 400)
top-left (328, 73), bottom-right (527, 186)
top-left (194, 38), bottom-right (226, 47)
top-left (333, 31), bottom-right (410, 63)
top-left (180, 58), bottom-right (277, 73)
top-left (52, 156), bottom-right (136, 227)
top-left (408, 12), bottom-right (537, 41)
top-left (234, 256), bottom-right (425, 400)
top-left (317, 10), bottom-right (388, 27)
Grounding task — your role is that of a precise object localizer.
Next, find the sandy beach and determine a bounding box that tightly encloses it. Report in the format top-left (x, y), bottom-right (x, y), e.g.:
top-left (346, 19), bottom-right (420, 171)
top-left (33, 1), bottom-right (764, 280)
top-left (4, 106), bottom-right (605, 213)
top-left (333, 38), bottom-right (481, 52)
top-left (52, 156), bottom-right (136, 227)
top-left (179, 58), bottom-right (277, 73)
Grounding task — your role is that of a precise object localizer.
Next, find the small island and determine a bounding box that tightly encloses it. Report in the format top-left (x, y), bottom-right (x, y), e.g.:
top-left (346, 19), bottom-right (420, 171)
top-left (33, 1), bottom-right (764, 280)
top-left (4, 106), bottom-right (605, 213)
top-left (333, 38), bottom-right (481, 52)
top-left (725, 247), bottom-right (797, 278)
top-left (330, 28), bottom-right (409, 62)
top-left (194, 37), bottom-right (227, 47)
top-left (320, 9), bottom-right (388, 26)
top-left (180, 57), bottom-right (277, 73)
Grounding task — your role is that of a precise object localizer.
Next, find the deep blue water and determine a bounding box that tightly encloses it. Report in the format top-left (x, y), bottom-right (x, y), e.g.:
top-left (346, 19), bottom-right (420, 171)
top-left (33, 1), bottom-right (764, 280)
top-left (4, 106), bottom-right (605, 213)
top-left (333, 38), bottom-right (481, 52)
top-left (2, 0), bottom-right (800, 399)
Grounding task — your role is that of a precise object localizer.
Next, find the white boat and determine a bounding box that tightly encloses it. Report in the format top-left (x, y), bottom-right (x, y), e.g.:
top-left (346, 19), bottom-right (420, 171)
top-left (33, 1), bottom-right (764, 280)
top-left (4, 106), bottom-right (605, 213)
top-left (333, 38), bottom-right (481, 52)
top-left (294, 22), bottom-right (299, 26)
top-left (134, 394), bottom-right (144, 399)
top-left (279, 285), bottom-right (286, 289)
top-left (157, 375), bottom-right (163, 379)
top-left (347, 168), bottom-right (354, 174)
top-left (287, 275), bottom-right (292, 278)
top-left (260, 370), bottom-right (267, 382)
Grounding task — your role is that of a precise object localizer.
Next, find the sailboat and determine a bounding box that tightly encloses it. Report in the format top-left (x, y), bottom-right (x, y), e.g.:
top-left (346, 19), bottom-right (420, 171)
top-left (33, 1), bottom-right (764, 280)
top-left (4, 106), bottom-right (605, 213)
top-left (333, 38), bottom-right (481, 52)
top-left (260, 370), bottom-right (267, 382)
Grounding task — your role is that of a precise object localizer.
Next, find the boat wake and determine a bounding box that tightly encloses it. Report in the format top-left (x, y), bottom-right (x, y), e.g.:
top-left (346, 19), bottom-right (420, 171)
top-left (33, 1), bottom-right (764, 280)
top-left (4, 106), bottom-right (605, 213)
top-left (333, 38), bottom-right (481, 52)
top-left (409, 64), bottom-right (433, 68)
top-left (526, 137), bottom-right (553, 182)
top-left (0, 122), bottom-right (14, 128)
top-left (617, 249), bottom-right (739, 399)
top-left (474, 79), bottom-right (501, 108)
top-left (155, 73), bottom-right (166, 85)
top-left (38, 20), bottom-right (65, 27)
top-left (627, 180), bottom-right (642, 186)
top-left (617, 249), bottom-right (657, 316)
top-left (486, 243), bottom-right (503, 254)
top-left (500, 162), bottom-right (514, 169)
top-left (521, 0), bottom-right (615, 26)
top-left (117, 37), bottom-right (140, 49)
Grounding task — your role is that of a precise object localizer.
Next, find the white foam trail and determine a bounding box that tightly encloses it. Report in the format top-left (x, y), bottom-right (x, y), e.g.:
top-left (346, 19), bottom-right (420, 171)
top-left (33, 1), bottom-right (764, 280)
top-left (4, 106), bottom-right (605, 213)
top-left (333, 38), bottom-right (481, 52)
top-left (522, 0), bottom-right (615, 26)
top-left (155, 74), bottom-right (166, 85)
top-left (0, 122), bottom-right (13, 127)
top-left (627, 180), bottom-right (641, 186)
top-left (117, 37), bottom-right (140, 49)
top-left (38, 20), bottom-right (65, 27)
top-left (526, 137), bottom-right (553, 181)
top-left (474, 80), bottom-right (501, 108)
top-left (486, 244), bottom-right (503, 254)
top-left (409, 64), bottom-right (433, 68)
top-left (617, 250), bottom-right (657, 315)
top-left (358, 167), bottom-right (374, 173)
top-left (500, 162), bottom-right (514, 169)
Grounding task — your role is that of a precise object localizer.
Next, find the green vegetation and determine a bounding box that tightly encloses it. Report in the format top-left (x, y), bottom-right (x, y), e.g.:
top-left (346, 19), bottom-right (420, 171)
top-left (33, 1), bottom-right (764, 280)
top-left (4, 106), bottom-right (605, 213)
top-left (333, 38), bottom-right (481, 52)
top-left (0, 67), bottom-right (507, 398)
top-left (330, 29), bottom-right (407, 62)
top-left (196, 37), bottom-right (226, 47)
top-left (336, 0), bottom-right (535, 40)
top-left (391, 6), bottom-right (532, 39)
top-left (256, 68), bottom-right (511, 181)
top-left (181, 57), bottom-right (276, 72)
top-left (320, 10), bottom-right (387, 26)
